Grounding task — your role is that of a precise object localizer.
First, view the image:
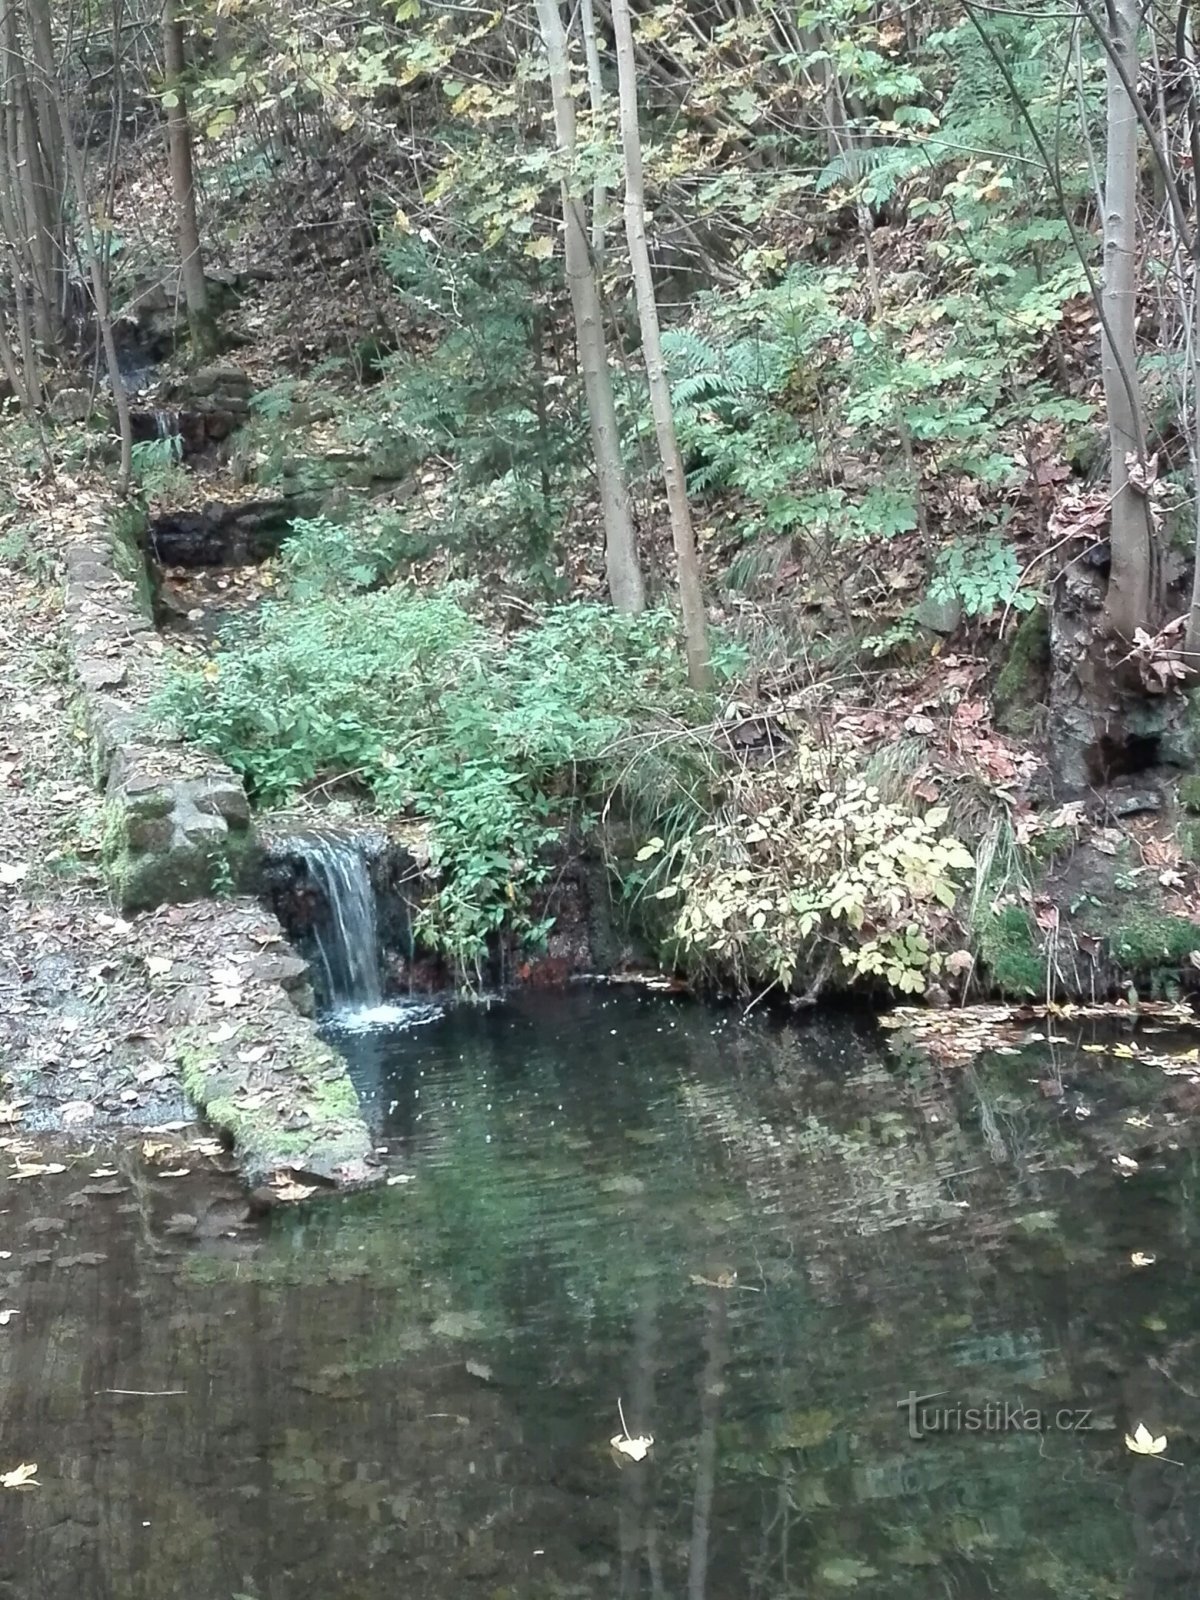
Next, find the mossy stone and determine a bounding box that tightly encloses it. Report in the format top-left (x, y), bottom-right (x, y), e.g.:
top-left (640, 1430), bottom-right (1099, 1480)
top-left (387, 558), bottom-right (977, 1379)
top-left (994, 606), bottom-right (1050, 738)
top-left (977, 906), bottom-right (1044, 996)
top-left (1110, 911), bottom-right (1200, 968)
top-left (1180, 818), bottom-right (1200, 863)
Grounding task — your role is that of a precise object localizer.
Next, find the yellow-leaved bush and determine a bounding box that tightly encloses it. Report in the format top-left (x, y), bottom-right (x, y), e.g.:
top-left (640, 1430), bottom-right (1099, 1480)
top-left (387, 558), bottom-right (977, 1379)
top-left (639, 743), bottom-right (975, 995)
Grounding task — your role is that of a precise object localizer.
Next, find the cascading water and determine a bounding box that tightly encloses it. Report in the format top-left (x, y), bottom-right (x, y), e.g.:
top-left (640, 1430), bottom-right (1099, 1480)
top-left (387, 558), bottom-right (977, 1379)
top-left (303, 834), bottom-right (383, 1013)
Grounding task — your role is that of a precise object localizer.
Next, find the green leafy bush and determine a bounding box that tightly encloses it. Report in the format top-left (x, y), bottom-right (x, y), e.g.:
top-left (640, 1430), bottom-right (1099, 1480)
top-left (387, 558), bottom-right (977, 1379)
top-left (157, 591), bottom-right (703, 971)
top-left (639, 736), bottom-right (975, 996)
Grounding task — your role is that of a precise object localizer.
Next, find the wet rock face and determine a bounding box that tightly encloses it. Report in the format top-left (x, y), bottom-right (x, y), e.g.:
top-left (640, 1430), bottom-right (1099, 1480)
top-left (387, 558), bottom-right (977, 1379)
top-left (147, 499), bottom-right (300, 567)
top-left (259, 834), bottom-right (431, 1002)
top-left (132, 365), bottom-right (255, 458)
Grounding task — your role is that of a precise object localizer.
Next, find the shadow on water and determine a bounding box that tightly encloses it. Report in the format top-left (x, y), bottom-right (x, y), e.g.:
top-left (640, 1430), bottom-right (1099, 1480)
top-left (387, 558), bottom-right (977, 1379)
top-left (5, 987), bottom-right (1200, 1597)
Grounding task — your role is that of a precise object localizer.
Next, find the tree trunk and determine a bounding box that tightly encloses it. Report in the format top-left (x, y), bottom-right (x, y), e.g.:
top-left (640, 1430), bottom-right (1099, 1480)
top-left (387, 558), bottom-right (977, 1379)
top-left (163, 0), bottom-right (216, 358)
top-left (534, 0), bottom-right (645, 615)
top-left (610, 0), bottom-right (710, 687)
top-left (2, 1), bottom-right (63, 358)
top-left (579, 0), bottom-right (611, 265)
top-left (1099, 0), bottom-right (1154, 641)
top-left (52, 89), bottom-right (133, 493)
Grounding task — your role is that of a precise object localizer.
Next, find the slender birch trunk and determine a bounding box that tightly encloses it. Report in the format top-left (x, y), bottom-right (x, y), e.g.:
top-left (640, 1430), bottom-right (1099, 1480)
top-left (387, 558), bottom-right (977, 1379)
top-left (610, 0), bottom-right (710, 687)
top-left (51, 89), bottom-right (133, 492)
top-left (1099, 0), bottom-right (1154, 641)
top-left (534, 0), bottom-right (645, 614)
top-left (163, 0), bottom-right (216, 357)
top-left (579, 0), bottom-right (611, 265)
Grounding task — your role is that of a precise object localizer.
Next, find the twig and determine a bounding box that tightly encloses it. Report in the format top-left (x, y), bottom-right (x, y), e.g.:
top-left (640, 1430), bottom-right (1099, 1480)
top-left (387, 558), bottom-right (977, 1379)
top-left (97, 1388), bottom-right (186, 1396)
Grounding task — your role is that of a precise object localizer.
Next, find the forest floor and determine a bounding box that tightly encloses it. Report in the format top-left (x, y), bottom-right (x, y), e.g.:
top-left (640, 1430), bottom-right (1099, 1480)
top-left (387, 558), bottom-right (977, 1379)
top-left (0, 482), bottom-right (195, 1129)
top-left (0, 482), bottom-right (378, 1189)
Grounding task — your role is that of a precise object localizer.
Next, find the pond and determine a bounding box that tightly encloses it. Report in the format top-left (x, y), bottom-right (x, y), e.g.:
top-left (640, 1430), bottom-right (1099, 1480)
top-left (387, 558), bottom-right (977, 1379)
top-left (3, 987), bottom-right (1200, 1598)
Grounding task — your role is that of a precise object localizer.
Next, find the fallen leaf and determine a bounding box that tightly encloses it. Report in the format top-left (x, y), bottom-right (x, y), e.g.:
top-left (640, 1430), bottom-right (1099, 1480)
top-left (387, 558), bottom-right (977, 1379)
top-left (1131, 1251), bottom-right (1157, 1268)
top-left (146, 956), bottom-right (173, 978)
top-left (1125, 1422), bottom-right (1168, 1456)
top-left (1114, 1154), bottom-right (1140, 1175)
top-left (0, 1463), bottom-right (38, 1489)
top-left (611, 1433), bottom-right (654, 1461)
top-left (0, 1310), bottom-right (17, 1325)
top-left (268, 1181), bottom-right (315, 1202)
top-left (0, 862), bottom-right (29, 886)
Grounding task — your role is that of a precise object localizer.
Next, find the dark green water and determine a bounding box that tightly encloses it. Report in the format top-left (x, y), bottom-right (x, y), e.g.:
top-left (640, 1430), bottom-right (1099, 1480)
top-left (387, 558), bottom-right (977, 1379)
top-left (4, 988), bottom-right (1200, 1598)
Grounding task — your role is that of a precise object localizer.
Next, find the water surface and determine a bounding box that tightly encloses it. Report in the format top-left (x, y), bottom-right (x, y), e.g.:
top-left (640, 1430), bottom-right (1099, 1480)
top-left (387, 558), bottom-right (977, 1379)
top-left (3, 989), bottom-right (1200, 1598)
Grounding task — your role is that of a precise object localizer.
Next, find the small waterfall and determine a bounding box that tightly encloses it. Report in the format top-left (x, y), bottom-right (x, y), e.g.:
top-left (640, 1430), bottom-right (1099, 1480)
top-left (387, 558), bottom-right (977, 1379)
top-left (304, 835), bottom-right (383, 1012)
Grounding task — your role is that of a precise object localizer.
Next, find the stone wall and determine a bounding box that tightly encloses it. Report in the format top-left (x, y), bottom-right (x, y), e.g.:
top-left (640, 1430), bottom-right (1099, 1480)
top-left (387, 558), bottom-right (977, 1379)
top-left (61, 491), bottom-right (380, 1191)
top-left (65, 525), bottom-right (257, 912)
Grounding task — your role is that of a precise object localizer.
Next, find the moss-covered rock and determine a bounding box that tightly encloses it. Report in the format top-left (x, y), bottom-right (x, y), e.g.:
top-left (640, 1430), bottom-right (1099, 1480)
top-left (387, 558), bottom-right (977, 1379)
top-left (177, 1023), bottom-right (378, 1189)
top-left (994, 606), bottom-right (1050, 738)
top-left (102, 766), bottom-right (259, 912)
top-left (976, 906), bottom-right (1044, 996)
top-left (1109, 911), bottom-right (1200, 969)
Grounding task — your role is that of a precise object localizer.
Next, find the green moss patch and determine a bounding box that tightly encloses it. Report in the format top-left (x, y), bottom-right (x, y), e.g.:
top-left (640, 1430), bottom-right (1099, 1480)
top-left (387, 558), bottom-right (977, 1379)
top-left (976, 906), bottom-right (1044, 997)
top-left (994, 606), bottom-right (1050, 738)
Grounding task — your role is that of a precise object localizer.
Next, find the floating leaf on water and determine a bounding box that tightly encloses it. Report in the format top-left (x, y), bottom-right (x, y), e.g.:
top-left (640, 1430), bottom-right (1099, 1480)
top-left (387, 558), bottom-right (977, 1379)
top-left (819, 1557), bottom-right (878, 1588)
top-left (1125, 1422), bottom-right (1168, 1456)
top-left (600, 1174), bottom-right (645, 1197)
top-left (431, 1310), bottom-right (485, 1340)
top-left (610, 1433), bottom-right (653, 1461)
top-left (1131, 1251), bottom-right (1157, 1268)
top-left (1014, 1210), bottom-right (1059, 1236)
top-left (465, 1359), bottom-right (492, 1382)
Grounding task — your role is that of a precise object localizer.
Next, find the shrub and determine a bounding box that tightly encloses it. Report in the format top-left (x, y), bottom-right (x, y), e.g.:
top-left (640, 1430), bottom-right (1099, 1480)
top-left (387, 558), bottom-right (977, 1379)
top-left (639, 735), bottom-right (975, 996)
top-left (157, 591), bottom-right (704, 971)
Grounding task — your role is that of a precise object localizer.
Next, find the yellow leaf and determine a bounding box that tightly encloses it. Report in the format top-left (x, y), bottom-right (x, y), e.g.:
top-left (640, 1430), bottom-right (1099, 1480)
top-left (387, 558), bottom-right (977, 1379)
top-left (1124, 1422), bottom-right (1167, 1456)
top-left (524, 236), bottom-right (555, 260)
top-left (1, 1463), bottom-right (38, 1488)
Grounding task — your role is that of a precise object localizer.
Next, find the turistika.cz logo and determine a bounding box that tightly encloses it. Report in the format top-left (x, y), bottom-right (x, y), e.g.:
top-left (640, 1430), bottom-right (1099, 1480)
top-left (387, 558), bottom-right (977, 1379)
top-left (898, 1390), bottom-right (1094, 1441)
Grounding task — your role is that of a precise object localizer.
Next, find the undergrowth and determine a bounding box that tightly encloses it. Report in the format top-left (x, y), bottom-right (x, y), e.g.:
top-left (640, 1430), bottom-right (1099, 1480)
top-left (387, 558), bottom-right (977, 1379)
top-left (157, 590), bottom-right (708, 972)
